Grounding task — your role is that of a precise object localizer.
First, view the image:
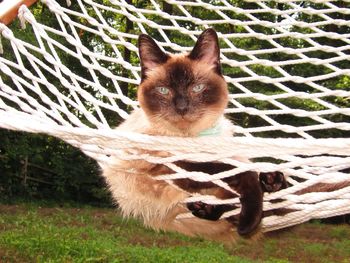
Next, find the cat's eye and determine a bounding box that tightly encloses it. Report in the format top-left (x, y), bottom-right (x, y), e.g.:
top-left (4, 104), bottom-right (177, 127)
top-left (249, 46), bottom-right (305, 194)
top-left (156, 87), bottom-right (170, 95)
top-left (192, 84), bottom-right (205, 93)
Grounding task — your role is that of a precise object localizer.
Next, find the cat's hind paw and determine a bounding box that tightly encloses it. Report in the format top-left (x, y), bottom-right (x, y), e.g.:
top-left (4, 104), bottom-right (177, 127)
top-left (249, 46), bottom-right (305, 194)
top-left (187, 201), bottom-right (234, 221)
top-left (259, 171), bottom-right (287, 193)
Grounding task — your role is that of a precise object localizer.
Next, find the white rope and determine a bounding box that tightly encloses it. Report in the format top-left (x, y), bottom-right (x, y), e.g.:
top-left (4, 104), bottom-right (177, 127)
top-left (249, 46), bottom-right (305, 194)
top-left (0, 0), bottom-right (350, 232)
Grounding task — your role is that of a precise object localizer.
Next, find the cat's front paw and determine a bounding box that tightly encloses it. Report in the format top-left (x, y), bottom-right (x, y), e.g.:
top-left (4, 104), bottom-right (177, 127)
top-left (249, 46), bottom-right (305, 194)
top-left (259, 171), bottom-right (287, 193)
top-left (187, 201), bottom-right (234, 221)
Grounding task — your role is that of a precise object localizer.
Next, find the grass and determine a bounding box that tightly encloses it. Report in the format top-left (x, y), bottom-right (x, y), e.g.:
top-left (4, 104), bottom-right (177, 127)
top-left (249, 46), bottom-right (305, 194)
top-left (0, 203), bottom-right (350, 262)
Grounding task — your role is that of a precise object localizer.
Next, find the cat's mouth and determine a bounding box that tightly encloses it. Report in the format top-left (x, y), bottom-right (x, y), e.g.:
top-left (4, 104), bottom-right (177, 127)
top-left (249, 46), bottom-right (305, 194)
top-left (151, 111), bottom-right (221, 136)
top-left (167, 113), bottom-right (217, 135)
top-left (170, 113), bottom-right (200, 125)
top-left (155, 114), bottom-right (196, 133)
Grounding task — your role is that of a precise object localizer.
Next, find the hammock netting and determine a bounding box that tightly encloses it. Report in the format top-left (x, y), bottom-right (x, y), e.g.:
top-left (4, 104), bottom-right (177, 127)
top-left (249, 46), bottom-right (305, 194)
top-left (0, 0), bottom-right (350, 232)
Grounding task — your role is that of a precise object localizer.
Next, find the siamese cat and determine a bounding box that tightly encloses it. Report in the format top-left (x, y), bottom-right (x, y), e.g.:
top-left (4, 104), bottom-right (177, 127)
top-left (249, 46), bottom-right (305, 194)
top-left (102, 28), bottom-right (282, 244)
top-left (103, 28), bottom-right (350, 244)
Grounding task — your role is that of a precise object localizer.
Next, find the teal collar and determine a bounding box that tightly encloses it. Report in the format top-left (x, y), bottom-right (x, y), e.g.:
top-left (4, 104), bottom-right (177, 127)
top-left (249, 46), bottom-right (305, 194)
top-left (198, 121), bottom-right (222, 137)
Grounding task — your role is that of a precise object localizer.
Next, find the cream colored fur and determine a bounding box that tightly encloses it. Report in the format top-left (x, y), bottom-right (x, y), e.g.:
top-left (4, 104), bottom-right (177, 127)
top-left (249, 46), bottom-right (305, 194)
top-left (102, 108), bottom-right (243, 244)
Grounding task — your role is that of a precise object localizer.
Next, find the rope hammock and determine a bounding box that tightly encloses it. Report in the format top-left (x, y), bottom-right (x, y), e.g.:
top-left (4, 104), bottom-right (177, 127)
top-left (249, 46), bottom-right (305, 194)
top-left (0, 0), bottom-right (350, 234)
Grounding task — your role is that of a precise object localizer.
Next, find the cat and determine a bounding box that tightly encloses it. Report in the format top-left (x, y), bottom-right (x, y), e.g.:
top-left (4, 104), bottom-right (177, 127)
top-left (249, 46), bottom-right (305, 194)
top-left (102, 28), bottom-right (266, 244)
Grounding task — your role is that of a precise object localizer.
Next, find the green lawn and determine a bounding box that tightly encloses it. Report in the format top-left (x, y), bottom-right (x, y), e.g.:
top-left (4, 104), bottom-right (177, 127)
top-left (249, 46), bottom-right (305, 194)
top-left (0, 203), bottom-right (349, 262)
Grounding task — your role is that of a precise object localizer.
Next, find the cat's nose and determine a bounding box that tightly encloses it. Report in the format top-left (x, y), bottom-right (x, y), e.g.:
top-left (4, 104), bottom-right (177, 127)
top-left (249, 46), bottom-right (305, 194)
top-left (174, 97), bottom-right (189, 116)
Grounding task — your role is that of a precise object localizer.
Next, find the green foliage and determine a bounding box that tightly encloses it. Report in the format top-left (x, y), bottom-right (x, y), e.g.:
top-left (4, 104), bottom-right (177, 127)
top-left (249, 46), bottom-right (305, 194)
top-left (1, 1), bottom-right (118, 203)
top-left (1, 1), bottom-right (349, 202)
top-left (0, 130), bottom-right (112, 205)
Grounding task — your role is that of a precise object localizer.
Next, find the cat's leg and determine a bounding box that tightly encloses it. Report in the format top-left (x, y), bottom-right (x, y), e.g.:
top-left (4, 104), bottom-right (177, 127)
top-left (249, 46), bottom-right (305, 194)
top-left (164, 205), bottom-right (238, 245)
top-left (102, 162), bottom-right (189, 225)
top-left (174, 161), bottom-right (263, 236)
top-left (224, 171), bottom-right (263, 236)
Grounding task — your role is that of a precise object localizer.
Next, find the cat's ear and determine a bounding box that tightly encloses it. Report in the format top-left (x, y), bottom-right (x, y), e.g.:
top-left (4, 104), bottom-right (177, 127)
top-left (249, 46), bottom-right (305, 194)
top-left (138, 34), bottom-right (169, 81)
top-left (188, 28), bottom-right (221, 74)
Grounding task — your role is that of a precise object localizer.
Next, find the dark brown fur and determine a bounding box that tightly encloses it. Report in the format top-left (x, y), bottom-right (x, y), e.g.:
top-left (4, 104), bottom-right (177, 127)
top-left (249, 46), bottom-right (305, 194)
top-left (174, 161), bottom-right (263, 236)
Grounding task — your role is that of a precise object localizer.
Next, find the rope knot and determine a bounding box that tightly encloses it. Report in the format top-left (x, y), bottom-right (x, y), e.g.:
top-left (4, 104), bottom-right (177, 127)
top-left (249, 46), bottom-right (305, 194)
top-left (18, 5), bottom-right (30, 29)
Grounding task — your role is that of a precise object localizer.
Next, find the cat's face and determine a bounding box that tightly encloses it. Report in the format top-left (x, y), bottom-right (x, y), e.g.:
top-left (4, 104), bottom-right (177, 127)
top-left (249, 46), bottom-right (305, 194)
top-left (137, 29), bottom-right (228, 135)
